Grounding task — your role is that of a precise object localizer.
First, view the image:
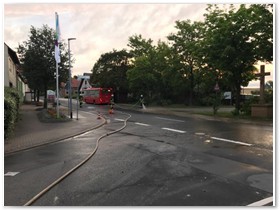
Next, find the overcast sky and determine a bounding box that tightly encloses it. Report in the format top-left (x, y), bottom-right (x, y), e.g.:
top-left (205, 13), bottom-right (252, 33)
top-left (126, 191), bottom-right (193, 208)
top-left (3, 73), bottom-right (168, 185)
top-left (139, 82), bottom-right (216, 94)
top-left (3, 2), bottom-right (274, 88)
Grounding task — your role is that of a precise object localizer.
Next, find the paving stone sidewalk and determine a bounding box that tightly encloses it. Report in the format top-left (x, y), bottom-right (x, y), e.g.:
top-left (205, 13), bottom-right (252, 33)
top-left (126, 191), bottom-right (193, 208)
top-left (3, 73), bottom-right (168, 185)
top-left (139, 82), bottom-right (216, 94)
top-left (4, 104), bottom-right (105, 155)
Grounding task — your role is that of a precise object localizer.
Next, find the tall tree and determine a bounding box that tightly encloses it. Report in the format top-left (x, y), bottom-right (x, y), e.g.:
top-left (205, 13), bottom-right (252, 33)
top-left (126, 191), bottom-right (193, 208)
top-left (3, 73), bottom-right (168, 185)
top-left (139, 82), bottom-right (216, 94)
top-left (168, 20), bottom-right (205, 105)
top-left (91, 49), bottom-right (133, 102)
top-left (203, 4), bottom-right (273, 113)
top-left (17, 25), bottom-right (69, 108)
top-left (127, 34), bottom-right (189, 104)
top-left (127, 35), bottom-right (174, 103)
top-left (127, 35), bottom-right (157, 101)
top-left (128, 34), bottom-right (154, 57)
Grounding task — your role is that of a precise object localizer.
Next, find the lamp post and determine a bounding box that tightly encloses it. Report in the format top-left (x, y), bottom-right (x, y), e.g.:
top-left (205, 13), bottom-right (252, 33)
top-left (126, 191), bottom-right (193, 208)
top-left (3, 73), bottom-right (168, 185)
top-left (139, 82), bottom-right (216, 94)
top-left (68, 38), bottom-right (76, 119)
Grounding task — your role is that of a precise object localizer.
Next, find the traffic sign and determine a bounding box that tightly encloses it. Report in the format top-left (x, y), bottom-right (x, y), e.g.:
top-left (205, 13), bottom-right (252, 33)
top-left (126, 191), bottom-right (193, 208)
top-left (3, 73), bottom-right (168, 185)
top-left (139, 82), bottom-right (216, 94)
top-left (214, 83), bottom-right (220, 91)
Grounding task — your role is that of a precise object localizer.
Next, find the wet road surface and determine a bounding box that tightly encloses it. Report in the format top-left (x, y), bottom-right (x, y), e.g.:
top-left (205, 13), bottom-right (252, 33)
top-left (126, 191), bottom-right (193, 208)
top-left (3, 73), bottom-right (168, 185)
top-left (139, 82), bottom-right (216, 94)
top-left (4, 103), bottom-right (273, 206)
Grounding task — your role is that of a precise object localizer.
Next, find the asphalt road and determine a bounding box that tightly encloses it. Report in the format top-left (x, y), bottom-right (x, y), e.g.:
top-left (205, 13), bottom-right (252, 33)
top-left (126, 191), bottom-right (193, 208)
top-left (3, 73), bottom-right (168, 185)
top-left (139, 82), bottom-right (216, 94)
top-left (4, 102), bottom-right (274, 206)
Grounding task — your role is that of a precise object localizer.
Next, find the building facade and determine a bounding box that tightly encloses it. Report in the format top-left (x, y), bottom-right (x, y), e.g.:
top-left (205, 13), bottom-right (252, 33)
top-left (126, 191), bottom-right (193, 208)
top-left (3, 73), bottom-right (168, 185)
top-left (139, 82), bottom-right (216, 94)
top-left (4, 43), bottom-right (29, 100)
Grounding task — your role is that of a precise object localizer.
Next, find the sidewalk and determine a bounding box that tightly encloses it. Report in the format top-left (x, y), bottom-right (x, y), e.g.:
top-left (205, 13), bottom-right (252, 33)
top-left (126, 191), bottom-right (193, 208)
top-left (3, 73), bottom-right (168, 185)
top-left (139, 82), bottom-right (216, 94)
top-left (4, 104), bottom-right (106, 155)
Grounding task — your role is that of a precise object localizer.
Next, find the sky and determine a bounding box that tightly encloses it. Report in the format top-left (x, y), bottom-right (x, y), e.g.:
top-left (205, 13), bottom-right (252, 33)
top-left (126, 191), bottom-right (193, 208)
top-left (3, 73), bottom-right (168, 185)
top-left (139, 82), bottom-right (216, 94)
top-left (3, 1), bottom-right (274, 88)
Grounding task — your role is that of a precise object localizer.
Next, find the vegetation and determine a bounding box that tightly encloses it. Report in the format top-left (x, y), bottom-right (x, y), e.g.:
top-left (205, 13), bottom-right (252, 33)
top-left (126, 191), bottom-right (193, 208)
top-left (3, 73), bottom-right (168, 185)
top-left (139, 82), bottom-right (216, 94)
top-left (90, 4), bottom-right (273, 115)
top-left (202, 4), bottom-right (273, 114)
top-left (37, 108), bottom-right (70, 122)
top-left (4, 87), bottom-right (21, 139)
top-left (16, 5), bottom-right (273, 116)
top-left (17, 25), bottom-right (70, 108)
top-left (90, 49), bottom-right (133, 102)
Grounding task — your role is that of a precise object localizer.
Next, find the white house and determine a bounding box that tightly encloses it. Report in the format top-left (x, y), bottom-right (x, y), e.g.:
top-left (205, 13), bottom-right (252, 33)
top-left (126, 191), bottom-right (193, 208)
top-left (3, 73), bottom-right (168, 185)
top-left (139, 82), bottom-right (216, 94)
top-left (4, 43), bottom-right (29, 100)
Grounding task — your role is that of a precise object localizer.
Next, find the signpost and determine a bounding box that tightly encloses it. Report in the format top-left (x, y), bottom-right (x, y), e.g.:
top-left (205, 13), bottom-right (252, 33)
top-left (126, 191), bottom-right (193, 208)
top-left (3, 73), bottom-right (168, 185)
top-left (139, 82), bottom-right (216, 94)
top-left (68, 38), bottom-right (76, 119)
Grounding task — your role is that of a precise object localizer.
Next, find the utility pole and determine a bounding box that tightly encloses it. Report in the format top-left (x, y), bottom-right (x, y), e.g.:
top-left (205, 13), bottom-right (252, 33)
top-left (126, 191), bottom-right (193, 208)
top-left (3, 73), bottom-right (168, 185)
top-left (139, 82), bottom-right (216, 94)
top-left (68, 38), bottom-right (76, 119)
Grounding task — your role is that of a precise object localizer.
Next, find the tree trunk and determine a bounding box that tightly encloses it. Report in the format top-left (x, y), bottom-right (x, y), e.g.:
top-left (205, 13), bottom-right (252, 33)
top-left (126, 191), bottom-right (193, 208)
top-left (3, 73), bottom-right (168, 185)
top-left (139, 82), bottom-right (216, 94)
top-left (235, 85), bottom-right (241, 114)
top-left (36, 89), bottom-right (40, 102)
top-left (33, 89), bottom-right (36, 102)
top-left (43, 81), bottom-right (48, 109)
top-left (189, 67), bottom-right (194, 106)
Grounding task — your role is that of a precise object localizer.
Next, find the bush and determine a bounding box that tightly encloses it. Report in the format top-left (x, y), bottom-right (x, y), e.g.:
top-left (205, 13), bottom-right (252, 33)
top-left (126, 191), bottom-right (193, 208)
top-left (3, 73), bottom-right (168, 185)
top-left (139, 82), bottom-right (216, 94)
top-left (231, 108), bottom-right (240, 116)
top-left (240, 96), bottom-right (259, 115)
top-left (4, 87), bottom-right (21, 139)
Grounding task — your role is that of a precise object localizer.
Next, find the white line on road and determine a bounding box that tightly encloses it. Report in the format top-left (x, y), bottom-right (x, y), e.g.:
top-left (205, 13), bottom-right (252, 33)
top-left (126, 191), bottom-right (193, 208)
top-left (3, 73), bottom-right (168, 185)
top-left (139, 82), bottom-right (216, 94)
top-left (114, 118), bottom-right (125, 122)
top-left (210, 137), bottom-right (252, 146)
top-left (5, 172), bottom-right (20, 177)
top-left (72, 114), bottom-right (85, 119)
top-left (247, 196), bottom-right (273, 206)
top-left (162, 127), bottom-right (186, 133)
top-left (135, 122), bottom-right (150, 126)
top-left (87, 107), bottom-right (95, 109)
top-left (155, 117), bottom-right (185, 123)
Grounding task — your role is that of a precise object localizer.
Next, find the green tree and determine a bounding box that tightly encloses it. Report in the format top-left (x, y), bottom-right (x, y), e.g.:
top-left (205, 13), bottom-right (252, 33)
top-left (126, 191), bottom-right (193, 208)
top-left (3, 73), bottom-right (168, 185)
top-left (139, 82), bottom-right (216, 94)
top-left (17, 25), bottom-right (69, 108)
top-left (127, 35), bottom-right (157, 101)
top-left (127, 35), bottom-right (174, 103)
top-left (90, 49), bottom-right (133, 102)
top-left (126, 55), bottom-right (158, 101)
top-left (168, 20), bottom-right (205, 105)
top-left (264, 80), bottom-right (273, 104)
top-left (128, 34), bottom-right (154, 57)
top-left (127, 34), bottom-right (193, 104)
top-left (203, 4), bottom-right (273, 113)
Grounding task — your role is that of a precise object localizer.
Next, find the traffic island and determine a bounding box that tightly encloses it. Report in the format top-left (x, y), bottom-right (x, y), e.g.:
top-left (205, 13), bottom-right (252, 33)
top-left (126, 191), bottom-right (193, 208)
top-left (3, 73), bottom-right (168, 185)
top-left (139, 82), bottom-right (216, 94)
top-left (37, 108), bottom-right (71, 123)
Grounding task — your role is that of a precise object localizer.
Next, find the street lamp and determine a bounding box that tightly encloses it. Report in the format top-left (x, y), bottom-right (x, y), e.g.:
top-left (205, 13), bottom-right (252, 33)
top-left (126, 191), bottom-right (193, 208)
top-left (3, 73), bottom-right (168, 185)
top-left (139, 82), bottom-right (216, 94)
top-left (68, 38), bottom-right (76, 119)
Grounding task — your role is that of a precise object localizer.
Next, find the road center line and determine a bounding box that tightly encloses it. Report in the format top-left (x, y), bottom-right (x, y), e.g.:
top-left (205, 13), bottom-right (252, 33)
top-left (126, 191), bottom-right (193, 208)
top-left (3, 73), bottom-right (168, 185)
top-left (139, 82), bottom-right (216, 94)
top-left (211, 137), bottom-right (252, 146)
top-left (247, 196), bottom-right (273, 206)
top-left (155, 116), bottom-right (185, 123)
top-left (114, 118), bottom-right (125, 122)
top-left (135, 122), bottom-right (150, 126)
top-left (162, 127), bottom-right (186, 133)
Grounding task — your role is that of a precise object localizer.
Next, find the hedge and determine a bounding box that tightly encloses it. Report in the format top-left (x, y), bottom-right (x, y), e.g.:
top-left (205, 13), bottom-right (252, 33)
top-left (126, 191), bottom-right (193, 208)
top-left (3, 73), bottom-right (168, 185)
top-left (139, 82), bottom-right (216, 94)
top-left (4, 87), bottom-right (21, 139)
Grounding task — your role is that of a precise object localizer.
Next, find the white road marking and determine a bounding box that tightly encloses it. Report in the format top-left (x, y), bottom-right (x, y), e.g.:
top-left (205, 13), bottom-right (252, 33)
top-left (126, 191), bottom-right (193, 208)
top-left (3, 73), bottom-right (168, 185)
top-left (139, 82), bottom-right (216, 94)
top-left (155, 117), bottom-right (185, 123)
top-left (5, 172), bottom-right (20, 177)
top-left (135, 122), bottom-right (150, 126)
top-left (247, 196), bottom-right (273, 206)
top-left (211, 137), bottom-right (252, 146)
top-left (73, 130), bottom-right (93, 138)
top-left (54, 196), bottom-right (59, 203)
top-left (114, 118), bottom-right (125, 122)
top-left (162, 127), bottom-right (186, 133)
top-left (72, 114), bottom-right (85, 119)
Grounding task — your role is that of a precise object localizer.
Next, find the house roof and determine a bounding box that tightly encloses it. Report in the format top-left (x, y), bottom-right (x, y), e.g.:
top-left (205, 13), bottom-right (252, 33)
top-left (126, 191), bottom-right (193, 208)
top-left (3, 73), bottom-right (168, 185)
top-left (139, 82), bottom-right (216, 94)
top-left (5, 43), bottom-right (20, 64)
top-left (64, 78), bottom-right (79, 89)
top-left (72, 79), bottom-right (79, 88)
